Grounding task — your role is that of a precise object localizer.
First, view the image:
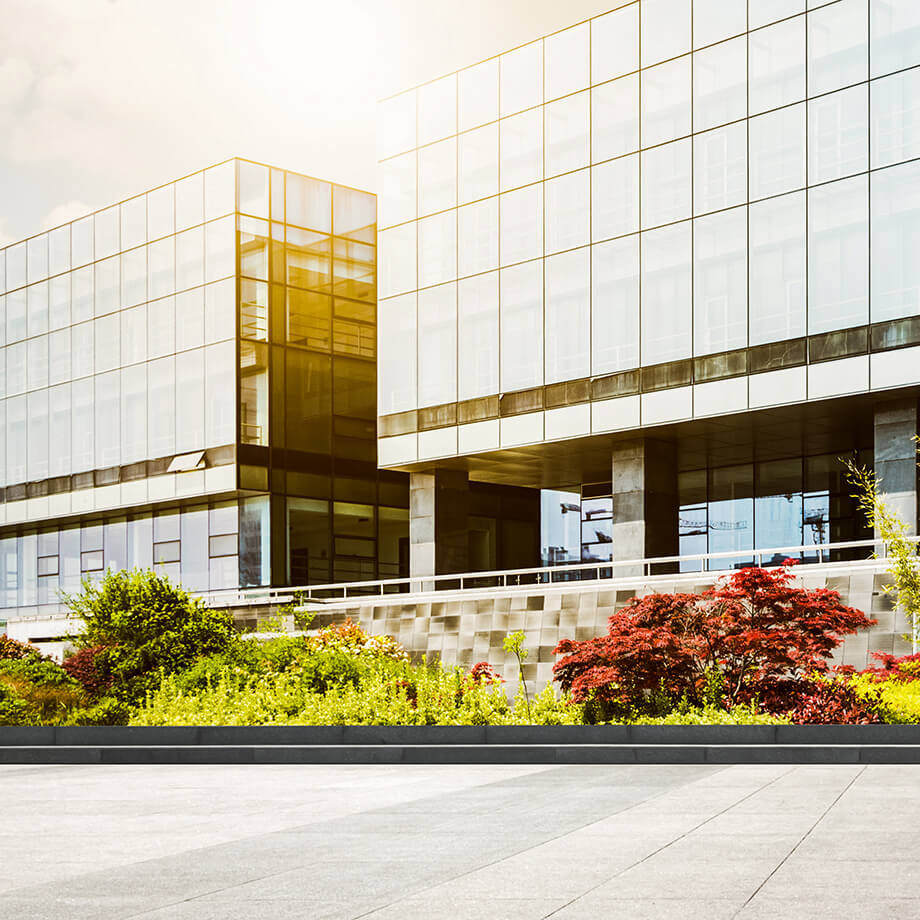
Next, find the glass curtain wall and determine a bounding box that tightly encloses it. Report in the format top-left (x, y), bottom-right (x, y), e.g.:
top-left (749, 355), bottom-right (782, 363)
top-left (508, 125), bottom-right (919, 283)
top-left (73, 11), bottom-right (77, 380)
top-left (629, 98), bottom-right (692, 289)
top-left (376, 0), bottom-right (920, 418)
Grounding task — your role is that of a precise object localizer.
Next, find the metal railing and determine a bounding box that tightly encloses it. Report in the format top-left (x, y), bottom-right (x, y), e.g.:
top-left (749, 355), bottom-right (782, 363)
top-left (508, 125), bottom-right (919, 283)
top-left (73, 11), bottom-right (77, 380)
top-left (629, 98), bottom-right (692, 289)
top-left (200, 537), bottom-right (910, 608)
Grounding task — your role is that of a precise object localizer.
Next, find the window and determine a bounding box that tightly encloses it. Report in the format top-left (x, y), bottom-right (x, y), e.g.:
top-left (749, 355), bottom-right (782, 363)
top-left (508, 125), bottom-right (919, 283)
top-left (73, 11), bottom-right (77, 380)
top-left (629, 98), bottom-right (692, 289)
top-left (641, 55), bottom-right (691, 147)
top-left (458, 271), bottom-right (499, 399)
top-left (500, 107), bottom-right (543, 192)
top-left (808, 84), bottom-right (868, 184)
top-left (500, 40), bottom-right (542, 116)
top-left (500, 183), bottom-right (543, 266)
top-left (592, 3), bottom-right (638, 83)
top-left (592, 154), bottom-right (639, 242)
top-left (694, 122), bottom-right (747, 215)
top-left (459, 123), bottom-right (498, 204)
top-left (641, 139), bottom-right (692, 229)
top-left (808, 174), bottom-right (869, 334)
top-left (458, 197), bottom-right (499, 277)
top-left (204, 161), bottom-right (235, 221)
top-left (545, 91), bottom-right (589, 177)
top-left (378, 294), bottom-right (416, 414)
top-left (418, 138), bottom-right (456, 216)
top-left (379, 151), bottom-right (417, 226)
top-left (378, 90), bottom-right (416, 160)
top-left (693, 206), bottom-right (748, 356)
top-left (641, 220), bottom-right (692, 364)
top-left (417, 210), bottom-right (457, 288)
top-left (694, 0), bottom-right (746, 48)
top-left (749, 104), bottom-right (806, 200)
top-left (94, 207), bottom-right (119, 260)
top-left (545, 22), bottom-right (588, 100)
top-left (545, 247), bottom-right (589, 383)
top-left (147, 184), bottom-right (175, 241)
top-left (417, 73), bottom-right (457, 146)
top-left (592, 234), bottom-right (639, 375)
top-left (749, 16), bottom-right (806, 115)
top-left (641, 0), bottom-right (691, 67)
top-left (239, 160), bottom-right (270, 218)
top-left (693, 37), bottom-right (746, 133)
top-left (459, 58), bottom-right (498, 132)
top-left (417, 282), bottom-right (457, 407)
top-left (749, 192), bottom-right (806, 346)
top-left (592, 74), bottom-right (639, 163)
top-left (500, 260), bottom-right (543, 392)
top-left (545, 170), bottom-right (589, 254)
top-left (205, 340), bottom-right (234, 447)
top-left (807, 0), bottom-right (868, 96)
top-left (871, 67), bottom-right (920, 169)
top-left (286, 174), bottom-right (331, 232)
top-left (871, 0), bottom-right (920, 77)
top-left (378, 223), bottom-right (416, 298)
top-left (175, 172), bottom-right (204, 231)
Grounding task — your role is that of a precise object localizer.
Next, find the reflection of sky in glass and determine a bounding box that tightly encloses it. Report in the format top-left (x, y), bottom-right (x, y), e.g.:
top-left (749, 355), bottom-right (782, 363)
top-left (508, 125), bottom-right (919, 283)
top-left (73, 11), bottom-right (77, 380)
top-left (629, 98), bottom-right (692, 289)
top-left (541, 489), bottom-right (581, 564)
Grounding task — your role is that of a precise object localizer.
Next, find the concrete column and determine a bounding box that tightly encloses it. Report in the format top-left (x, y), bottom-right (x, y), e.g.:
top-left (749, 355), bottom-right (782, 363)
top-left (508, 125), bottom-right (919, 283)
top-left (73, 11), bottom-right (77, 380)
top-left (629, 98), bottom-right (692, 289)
top-left (874, 399), bottom-right (918, 535)
top-left (409, 470), bottom-right (470, 581)
top-left (611, 438), bottom-right (679, 571)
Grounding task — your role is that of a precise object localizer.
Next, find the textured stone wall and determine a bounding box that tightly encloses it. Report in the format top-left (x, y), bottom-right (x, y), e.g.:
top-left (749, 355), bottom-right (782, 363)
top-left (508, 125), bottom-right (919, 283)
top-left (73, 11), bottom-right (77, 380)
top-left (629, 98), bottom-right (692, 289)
top-left (303, 565), bottom-right (913, 691)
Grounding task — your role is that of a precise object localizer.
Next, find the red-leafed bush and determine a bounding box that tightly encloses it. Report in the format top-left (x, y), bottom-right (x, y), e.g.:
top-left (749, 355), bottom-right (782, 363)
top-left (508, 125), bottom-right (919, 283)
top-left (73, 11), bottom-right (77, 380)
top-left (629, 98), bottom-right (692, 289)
top-left (756, 676), bottom-right (883, 724)
top-left (469, 661), bottom-right (502, 683)
top-left (859, 651), bottom-right (920, 683)
top-left (62, 646), bottom-right (113, 699)
top-left (0, 635), bottom-right (41, 661)
top-left (553, 563), bottom-right (875, 721)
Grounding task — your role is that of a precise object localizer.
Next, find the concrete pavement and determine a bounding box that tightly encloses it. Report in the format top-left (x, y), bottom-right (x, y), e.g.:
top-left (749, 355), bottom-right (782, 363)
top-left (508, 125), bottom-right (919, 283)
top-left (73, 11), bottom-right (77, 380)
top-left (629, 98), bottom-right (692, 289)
top-left (0, 761), bottom-right (917, 918)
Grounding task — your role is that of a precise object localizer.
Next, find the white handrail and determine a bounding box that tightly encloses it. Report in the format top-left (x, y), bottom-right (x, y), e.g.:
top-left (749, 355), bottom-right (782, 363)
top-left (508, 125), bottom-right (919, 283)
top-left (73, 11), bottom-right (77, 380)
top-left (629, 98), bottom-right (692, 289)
top-left (197, 537), bottom-right (910, 607)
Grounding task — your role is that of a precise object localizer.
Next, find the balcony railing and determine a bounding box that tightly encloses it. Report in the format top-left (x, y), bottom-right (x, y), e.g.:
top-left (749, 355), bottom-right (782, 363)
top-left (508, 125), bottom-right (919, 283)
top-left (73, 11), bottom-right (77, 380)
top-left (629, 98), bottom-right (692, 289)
top-left (201, 537), bottom-right (910, 608)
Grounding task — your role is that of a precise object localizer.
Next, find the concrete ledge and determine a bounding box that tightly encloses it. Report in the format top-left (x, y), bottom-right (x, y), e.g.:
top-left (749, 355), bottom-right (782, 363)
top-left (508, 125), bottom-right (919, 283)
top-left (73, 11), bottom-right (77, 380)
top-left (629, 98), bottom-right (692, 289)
top-left (1, 725), bottom-right (918, 763)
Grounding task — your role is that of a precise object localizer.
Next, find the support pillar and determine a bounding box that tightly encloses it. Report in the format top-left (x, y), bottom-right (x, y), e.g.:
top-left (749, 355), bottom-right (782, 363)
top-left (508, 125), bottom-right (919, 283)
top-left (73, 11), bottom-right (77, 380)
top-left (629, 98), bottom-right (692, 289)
top-left (409, 470), bottom-right (470, 582)
top-left (611, 438), bottom-right (679, 572)
top-left (873, 399), bottom-right (918, 535)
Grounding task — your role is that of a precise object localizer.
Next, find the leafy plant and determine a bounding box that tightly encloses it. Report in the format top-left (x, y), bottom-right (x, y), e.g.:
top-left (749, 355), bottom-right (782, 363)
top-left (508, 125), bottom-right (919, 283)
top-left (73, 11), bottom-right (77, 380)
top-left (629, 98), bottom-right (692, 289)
top-left (0, 635), bottom-right (41, 661)
top-left (845, 457), bottom-right (920, 652)
top-left (62, 646), bottom-right (113, 698)
top-left (66, 569), bottom-right (238, 703)
top-left (502, 630), bottom-right (531, 722)
top-left (553, 564), bottom-right (874, 721)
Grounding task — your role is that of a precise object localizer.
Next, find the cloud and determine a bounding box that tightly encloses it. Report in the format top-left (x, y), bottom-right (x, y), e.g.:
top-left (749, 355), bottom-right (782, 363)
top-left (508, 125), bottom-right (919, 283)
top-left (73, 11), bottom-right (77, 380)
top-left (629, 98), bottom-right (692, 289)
top-left (40, 200), bottom-right (94, 232)
top-left (0, 57), bottom-right (34, 107)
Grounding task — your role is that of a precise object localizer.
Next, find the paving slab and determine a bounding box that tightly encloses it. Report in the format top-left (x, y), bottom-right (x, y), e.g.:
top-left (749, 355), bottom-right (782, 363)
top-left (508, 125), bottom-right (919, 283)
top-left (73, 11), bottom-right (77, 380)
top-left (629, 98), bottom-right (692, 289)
top-left (0, 762), bottom-right (917, 919)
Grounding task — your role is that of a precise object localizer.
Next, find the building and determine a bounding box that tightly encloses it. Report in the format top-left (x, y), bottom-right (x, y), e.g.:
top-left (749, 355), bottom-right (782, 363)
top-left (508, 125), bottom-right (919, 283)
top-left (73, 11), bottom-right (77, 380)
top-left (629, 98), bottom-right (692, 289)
top-left (376, 0), bottom-right (920, 579)
top-left (0, 158), bottom-right (409, 626)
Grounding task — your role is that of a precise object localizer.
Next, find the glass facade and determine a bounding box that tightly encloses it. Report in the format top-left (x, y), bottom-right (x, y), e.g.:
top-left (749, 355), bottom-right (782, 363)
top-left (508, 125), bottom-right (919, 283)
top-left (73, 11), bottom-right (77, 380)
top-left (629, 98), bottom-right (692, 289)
top-left (377, 0), bottom-right (920, 416)
top-left (0, 159), bottom-right (411, 619)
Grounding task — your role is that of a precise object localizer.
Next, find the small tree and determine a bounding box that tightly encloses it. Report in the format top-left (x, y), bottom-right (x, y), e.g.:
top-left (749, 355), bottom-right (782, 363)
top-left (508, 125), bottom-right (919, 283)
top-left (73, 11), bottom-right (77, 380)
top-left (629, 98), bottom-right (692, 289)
top-left (503, 630), bottom-right (531, 722)
top-left (66, 570), bottom-right (238, 702)
top-left (845, 458), bottom-right (920, 653)
top-left (553, 563), bottom-right (874, 721)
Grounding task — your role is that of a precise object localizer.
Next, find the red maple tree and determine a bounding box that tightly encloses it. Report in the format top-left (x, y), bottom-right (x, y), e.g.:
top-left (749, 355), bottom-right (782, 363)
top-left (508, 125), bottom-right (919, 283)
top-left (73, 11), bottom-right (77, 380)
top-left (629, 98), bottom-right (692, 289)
top-left (553, 563), bottom-right (875, 719)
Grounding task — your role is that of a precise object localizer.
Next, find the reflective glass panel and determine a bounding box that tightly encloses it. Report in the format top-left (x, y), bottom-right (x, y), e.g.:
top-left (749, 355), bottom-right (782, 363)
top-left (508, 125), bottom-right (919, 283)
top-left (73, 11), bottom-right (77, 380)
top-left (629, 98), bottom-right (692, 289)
top-left (641, 55), bottom-right (692, 147)
top-left (546, 22), bottom-right (589, 100)
top-left (807, 0), bottom-right (868, 96)
top-left (544, 246), bottom-right (589, 383)
top-left (694, 121), bottom-right (747, 215)
top-left (176, 227), bottom-right (204, 291)
top-left (808, 174), bottom-right (869, 333)
top-left (500, 183), bottom-right (543, 265)
top-left (545, 91), bottom-right (589, 177)
top-left (458, 58), bottom-right (499, 131)
top-left (458, 271), bottom-right (499, 399)
top-left (205, 215), bottom-right (235, 283)
top-left (750, 0), bottom-right (804, 31)
top-left (379, 151), bottom-right (416, 227)
top-left (694, 0), bottom-right (746, 47)
top-left (417, 282), bottom-right (457, 406)
top-left (94, 207), bottom-right (119, 260)
top-left (377, 293), bottom-right (416, 414)
top-left (871, 0), bottom-right (920, 77)
top-left (458, 123), bottom-right (498, 204)
top-left (500, 40), bottom-right (542, 116)
top-left (592, 3), bottom-right (639, 83)
top-left (693, 36), bottom-right (746, 133)
top-left (642, 0), bottom-right (691, 66)
top-left (379, 223), bottom-right (416, 299)
top-left (641, 139), bottom-right (692, 229)
top-left (27, 281), bottom-right (48, 337)
top-left (121, 363), bottom-right (147, 463)
top-left (808, 83), bottom-right (868, 183)
top-left (71, 321), bottom-right (94, 379)
top-left (176, 287), bottom-right (205, 351)
top-left (7, 288), bottom-right (26, 342)
top-left (749, 15), bottom-right (806, 114)
top-left (49, 328), bottom-right (70, 384)
top-left (121, 303), bottom-right (147, 365)
top-left (417, 210), bottom-right (456, 288)
top-left (147, 237), bottom-right (175, 300)
top-left (457, 197), bottom-right (499, 277)
top-left (592, 154), bottom-right (639, 241)
top-left (871, 159), bottom-right (920, 323)
top-left (121, 246), bottom-right (147, 307)
top-left (693, 206), bottom-right (748, 356)
top-left (175, 349), bottom-right (205, 451)
top-left (175, 172), bottom-right (204, 231)
top-left (500, 259), bottom-right (543, 391)
top-left (148, 355), bottom-right (175, 457)
top-left (641, 220), bottom-right (692, 363)
top-left (239, 160), bottom-right (270, 218)
top-left (870, 67), bottom-right (920, 169)
top-left (148, 295), bottom-right (176, 358)
top-left (592, 74), bottom-right (639, 162)
top-left (749, 103), bottom-right (806, 199)
top-left (27, 234), bottom-right (48, 284)
top-left (592, 234), bottom-right (640, 374)
top-left (120, 196), bottom-right (146, 251)
top-left (94, 312), bottom-right (120, 372)
top-left (749, 191), bottom-right (807, 345)
top-left (378, 90), bottom-right (416, 160)
top-left (48, 225), bottom-right (70, 276)
top-left (417, 73), bottom-right (457, 146)
top-left (71, 218), bottom-right (93, 268)
top-left (545, 169), bottom-right (590, 254)
top-left (205, 340), bottom-right (235, 446)
top-left (418, 138), bottom-right (456, 216)
top-left (95, 370), bottom-right (120, 468)
top-left (500, 107), bottom-right (543, 192)
top-left (204, 161), bottom-right (235, 221)
top-left (94, 256), bottom-right (119, 316)
top-left (147, 184), bottom-right (175, 240)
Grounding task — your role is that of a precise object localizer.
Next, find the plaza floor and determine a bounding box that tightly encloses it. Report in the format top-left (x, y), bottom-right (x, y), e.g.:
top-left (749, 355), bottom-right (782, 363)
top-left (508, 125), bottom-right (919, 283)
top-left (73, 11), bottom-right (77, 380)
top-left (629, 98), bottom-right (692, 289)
top-left (0, 761), bottom-right (918, 919)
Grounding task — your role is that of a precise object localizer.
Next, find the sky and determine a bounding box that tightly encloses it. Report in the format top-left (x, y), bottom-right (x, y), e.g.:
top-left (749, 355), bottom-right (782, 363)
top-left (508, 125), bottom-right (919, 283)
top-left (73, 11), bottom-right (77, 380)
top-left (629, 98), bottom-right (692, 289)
top-left (0, 0), bottom-right (616, 246)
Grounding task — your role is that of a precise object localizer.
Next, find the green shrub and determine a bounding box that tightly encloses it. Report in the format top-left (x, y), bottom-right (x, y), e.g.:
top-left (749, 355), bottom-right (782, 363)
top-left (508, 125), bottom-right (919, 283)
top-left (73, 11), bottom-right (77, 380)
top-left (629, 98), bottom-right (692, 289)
top-left (628, 704), bottom-right (790, 726)
top-left (66, 569), bottom-right (238, 703)
top-left (851, 673), bottom-right (920, 723)
top-left (0, 682), bottom-right (29, 725)
top-left (67, 698), bottom-right (132, 726)
top-left (0, 635), bottom-right (41, 661)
